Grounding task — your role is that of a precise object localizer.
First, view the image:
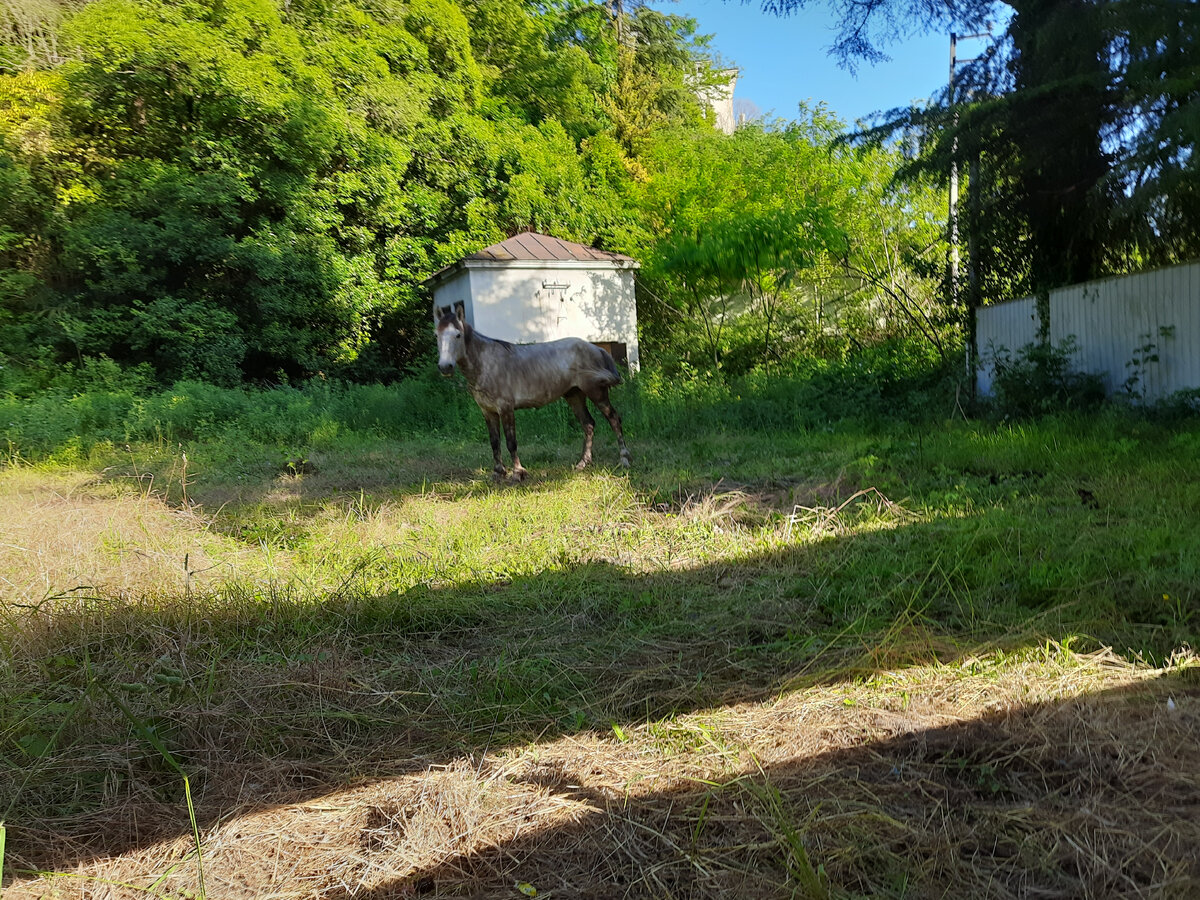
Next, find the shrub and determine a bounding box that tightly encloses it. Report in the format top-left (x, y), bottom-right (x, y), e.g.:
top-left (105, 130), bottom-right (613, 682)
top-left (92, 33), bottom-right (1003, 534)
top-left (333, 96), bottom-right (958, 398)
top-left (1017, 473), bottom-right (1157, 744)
top-left (984, 338), bottom-right (1105, 418)
top-left (1153, 388), bottom-right (1200, 421)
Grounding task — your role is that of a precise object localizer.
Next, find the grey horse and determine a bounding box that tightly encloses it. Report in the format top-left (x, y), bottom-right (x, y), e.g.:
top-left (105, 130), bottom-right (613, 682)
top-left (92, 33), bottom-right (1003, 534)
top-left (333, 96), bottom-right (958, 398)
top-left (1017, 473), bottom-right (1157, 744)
top-left (435, 311), bottom-right (631, 480)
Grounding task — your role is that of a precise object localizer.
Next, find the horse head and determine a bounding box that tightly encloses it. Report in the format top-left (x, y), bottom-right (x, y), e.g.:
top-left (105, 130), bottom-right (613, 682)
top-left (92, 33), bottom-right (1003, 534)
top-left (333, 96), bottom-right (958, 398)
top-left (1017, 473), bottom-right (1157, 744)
top-left (435, 311), bottom-right (470, 376)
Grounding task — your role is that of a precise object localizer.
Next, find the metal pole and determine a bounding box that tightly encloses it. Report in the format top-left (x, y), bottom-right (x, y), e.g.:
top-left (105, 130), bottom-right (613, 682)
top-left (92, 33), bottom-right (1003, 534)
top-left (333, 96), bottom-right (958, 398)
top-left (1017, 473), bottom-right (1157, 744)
top-left (948, 32), bottom-right (959, 312)
top-left (949, 29), bottom-right (990, 392)
top-left (968, 153), bottom-right (980, 398)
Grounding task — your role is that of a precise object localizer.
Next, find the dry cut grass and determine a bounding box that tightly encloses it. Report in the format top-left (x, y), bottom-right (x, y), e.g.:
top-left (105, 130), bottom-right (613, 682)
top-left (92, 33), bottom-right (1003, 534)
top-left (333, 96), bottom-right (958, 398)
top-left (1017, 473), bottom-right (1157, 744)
top-left (6, 648), bottom-right (1197, 899)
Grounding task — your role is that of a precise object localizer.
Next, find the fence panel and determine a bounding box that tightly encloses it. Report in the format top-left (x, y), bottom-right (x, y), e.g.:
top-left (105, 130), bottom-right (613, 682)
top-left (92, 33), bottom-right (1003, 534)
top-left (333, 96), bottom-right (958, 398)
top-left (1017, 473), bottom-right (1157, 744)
top-left (976, 261), bottom-right (1200, 402)
top-left (974, 297), bottom-right (1038, 397)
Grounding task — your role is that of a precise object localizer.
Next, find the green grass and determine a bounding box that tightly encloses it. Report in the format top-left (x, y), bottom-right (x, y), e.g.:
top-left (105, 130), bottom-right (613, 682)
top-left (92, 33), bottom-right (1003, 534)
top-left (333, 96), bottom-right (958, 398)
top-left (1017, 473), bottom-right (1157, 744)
top-left (0, 340), bottom-right (952, 467)
top-left (0, 382), bottom-right (1198, 896)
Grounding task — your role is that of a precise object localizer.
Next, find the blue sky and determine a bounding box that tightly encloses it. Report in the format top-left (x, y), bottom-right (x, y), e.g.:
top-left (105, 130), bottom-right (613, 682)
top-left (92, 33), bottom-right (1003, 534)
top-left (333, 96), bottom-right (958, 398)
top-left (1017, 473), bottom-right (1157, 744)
top-left (653, 0), bottom-right (968, 126)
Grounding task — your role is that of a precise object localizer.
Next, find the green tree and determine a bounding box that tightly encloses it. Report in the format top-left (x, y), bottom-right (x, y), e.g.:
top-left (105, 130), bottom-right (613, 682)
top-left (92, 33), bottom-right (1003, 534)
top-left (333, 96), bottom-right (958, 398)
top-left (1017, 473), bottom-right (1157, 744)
top-left (0, 0), bottom-right (839, 385)
top-left (637, 112), bottom-right (942, 372)
top-left (782, 0), bottom-right (1200, 298)
top-left (1106, 0), bottom-right (1200, 267)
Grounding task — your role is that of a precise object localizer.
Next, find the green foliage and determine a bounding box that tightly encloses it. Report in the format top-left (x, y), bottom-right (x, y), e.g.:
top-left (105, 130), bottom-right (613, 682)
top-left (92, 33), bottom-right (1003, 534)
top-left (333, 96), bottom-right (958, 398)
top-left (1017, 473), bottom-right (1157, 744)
top-left (0, 0), bottom-right (956, 388)
top-left (983, 337), bottom-right (1106, 419)
top-left (1155, 388), bottom-right (1200, 419)
top-left (635, 114), bottom-right (947, 374)
top-left (3, 0), bottom-right (729, 384)
top-left (839, 0), bottom-right (1200, 299)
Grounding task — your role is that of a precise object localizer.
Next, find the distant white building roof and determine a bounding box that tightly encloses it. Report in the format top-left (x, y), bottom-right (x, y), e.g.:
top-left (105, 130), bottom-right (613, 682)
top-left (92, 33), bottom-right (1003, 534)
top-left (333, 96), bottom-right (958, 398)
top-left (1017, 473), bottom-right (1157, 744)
top-left (465, 233), bottom-right (636, 264)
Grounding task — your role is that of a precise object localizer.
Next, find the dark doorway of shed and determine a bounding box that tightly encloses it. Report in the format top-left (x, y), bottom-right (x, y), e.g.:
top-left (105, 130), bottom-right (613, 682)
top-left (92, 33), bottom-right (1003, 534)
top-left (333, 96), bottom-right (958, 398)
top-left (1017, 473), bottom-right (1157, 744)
top-left (592, 341), bottom-right (628, 367)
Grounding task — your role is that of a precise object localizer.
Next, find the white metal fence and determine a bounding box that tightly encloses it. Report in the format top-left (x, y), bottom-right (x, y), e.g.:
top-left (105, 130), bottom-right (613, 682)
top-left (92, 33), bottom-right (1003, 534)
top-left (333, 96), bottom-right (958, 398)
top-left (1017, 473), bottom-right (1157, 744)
top-left (975, 260), bottom-right (1200, 402)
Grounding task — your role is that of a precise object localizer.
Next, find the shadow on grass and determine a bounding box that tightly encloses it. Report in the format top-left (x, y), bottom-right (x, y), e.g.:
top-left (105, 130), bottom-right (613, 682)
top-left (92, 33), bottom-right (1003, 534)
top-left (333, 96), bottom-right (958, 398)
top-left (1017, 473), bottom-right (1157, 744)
top-left (1, 499), bottom-right (1197, 892)
top-left (325, 672), bottom-right (1200, 898)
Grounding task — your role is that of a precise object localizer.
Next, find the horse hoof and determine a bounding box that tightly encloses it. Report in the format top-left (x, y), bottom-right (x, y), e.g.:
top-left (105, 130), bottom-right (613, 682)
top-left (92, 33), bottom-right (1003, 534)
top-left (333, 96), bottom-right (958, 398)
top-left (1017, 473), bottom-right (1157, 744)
top-left (493, 467), bottom-right (507, 481)
top-left (510, 467), bottom-right (529, 483)
top-left (575, 459), bottom-right (591, 471)
top-left (620, 451), bottom-right (632, 468)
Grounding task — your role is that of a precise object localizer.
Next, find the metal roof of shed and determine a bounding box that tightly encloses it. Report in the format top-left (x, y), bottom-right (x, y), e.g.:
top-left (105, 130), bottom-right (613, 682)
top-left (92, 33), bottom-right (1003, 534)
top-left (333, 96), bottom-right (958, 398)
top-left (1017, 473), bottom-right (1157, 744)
top-left (465, 232), bottom-right (636, 264)
top-left (423, 232), bottom-right (637, 287)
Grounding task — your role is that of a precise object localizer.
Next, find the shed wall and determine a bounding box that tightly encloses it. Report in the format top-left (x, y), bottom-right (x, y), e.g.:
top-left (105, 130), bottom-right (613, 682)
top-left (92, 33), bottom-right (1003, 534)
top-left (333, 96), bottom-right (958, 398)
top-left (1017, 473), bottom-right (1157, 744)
top-left (434, 263), bottom-right (640, 370)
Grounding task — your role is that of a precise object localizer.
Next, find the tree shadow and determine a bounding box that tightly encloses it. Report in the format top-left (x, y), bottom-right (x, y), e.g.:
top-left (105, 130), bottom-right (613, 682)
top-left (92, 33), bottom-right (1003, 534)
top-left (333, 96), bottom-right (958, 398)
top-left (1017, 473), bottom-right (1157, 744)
top-left (326, 672), bottom-right (1200, 899)
top-left (2, 496), bottom-right (1195, 891)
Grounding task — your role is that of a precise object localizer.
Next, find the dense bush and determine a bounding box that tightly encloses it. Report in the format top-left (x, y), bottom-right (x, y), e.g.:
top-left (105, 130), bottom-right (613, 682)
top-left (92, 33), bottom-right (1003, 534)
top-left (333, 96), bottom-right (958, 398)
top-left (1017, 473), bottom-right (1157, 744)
top-left (2, 0), bottom-right (956, 390)
top-left (0, 0), bottom-right (726, 385)
top-left (982, 338), bottom-right (1106, 419)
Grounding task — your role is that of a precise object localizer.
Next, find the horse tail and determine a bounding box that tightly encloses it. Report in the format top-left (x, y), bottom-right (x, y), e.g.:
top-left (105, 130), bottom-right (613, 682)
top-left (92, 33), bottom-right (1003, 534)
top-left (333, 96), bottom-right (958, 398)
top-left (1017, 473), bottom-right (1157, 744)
top-left (598, 346), bottom-right (622, 386)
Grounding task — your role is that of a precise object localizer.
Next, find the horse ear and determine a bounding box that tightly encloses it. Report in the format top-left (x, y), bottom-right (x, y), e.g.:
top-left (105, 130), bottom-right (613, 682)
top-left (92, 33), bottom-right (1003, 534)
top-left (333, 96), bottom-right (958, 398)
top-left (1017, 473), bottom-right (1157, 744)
top-left (460, 319), bottom-right (473, 341)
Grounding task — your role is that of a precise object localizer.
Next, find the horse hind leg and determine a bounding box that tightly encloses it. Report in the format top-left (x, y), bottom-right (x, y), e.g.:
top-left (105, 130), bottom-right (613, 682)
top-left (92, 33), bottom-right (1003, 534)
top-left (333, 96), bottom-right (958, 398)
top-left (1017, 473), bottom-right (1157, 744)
top-left (565, 388), bottom-right (596, 470)
top-left (586, 386), bottom-right (631, 468)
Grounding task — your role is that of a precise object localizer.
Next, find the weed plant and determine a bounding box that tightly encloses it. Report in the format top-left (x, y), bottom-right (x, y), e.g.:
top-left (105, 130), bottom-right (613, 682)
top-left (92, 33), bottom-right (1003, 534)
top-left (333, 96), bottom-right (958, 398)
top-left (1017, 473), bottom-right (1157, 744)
top-left (982, 337), bottom-right (1106, 418)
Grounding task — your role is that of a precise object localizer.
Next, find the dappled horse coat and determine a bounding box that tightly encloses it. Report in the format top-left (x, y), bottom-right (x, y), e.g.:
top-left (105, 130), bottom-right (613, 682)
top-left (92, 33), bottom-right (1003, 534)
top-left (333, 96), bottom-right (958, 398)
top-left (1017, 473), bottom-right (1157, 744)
top-left (435, 311), bottom-right (631, 480)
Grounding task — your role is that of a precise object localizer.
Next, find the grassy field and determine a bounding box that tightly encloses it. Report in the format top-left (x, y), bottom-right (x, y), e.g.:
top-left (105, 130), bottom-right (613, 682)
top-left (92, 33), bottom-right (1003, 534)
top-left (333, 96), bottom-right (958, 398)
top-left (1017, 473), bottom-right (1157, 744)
top-left (2, 386), bottom-right (1199, 898)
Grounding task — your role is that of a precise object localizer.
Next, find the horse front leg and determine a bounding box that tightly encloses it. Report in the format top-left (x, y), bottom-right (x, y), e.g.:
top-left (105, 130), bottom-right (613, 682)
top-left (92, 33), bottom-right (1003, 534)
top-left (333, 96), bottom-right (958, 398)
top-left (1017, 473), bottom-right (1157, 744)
top-left (483, 410), bottom-right (506, 480)
top-left (501, 408), bottom-right (528, 482)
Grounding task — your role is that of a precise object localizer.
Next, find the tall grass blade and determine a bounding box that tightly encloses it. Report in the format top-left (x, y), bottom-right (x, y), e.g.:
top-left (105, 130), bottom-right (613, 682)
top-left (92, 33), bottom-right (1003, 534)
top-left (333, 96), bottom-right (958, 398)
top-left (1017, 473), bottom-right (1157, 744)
top-left (97, 681), bottom-right (206, 899)
top-left (750, 781), bottom-right (830, 900)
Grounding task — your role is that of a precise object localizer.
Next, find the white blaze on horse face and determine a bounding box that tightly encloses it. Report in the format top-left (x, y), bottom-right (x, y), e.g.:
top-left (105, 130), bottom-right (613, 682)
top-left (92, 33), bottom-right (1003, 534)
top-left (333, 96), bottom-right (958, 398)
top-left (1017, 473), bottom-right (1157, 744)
top-left (437, 323), bottom-right (463, 375)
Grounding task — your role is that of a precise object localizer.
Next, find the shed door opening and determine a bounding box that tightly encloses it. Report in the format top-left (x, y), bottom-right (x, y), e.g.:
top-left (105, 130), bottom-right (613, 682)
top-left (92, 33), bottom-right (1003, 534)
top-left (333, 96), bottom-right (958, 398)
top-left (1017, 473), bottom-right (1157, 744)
top-left (592, 341), bottom-right (628, 367)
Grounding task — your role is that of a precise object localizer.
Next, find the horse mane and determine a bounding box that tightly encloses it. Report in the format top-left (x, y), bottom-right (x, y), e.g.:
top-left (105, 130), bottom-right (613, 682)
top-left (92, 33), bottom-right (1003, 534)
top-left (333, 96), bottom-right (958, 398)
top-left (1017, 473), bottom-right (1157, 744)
top-left (461, 317), bottom-right (515, 353)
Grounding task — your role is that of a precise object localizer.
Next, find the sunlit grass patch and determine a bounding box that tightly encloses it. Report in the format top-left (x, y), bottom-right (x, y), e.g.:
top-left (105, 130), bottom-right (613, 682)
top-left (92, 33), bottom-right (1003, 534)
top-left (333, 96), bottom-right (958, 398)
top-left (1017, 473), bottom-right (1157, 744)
top-left (1, 412), bottom-right (1198, 897)
top-left (0, 468), bottom-right (259, 607)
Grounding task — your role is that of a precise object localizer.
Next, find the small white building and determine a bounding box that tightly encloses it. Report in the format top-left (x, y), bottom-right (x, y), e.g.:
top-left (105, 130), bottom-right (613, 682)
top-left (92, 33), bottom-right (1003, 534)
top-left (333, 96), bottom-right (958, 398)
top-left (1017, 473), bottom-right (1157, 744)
top-left (426, 232), bottom-right (641, 369)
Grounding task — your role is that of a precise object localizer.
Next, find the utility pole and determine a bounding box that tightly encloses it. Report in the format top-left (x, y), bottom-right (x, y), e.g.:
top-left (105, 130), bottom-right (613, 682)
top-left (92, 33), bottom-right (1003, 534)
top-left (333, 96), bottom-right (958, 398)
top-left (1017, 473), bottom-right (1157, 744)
top-left (949, 29), bottom-right (990, 395)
